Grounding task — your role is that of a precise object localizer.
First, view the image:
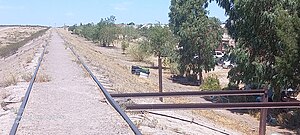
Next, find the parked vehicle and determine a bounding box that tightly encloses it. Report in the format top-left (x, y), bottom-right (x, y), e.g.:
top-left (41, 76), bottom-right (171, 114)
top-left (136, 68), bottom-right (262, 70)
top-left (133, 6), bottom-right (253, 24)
top-left (214, 51), bottom-right (224, 58)
top-left (281, 87), bottom-right (298, 101)
top-left (222, 60), bottom-right (236, 69)
top-left (131, 66), bottom-right (150, 77)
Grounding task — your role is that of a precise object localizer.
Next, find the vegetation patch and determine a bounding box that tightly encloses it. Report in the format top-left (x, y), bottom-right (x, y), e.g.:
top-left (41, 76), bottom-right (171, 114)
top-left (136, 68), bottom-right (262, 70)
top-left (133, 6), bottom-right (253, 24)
top-left (21, 72), bottom-right (32, 82)
top-left (1, 72), bottom-right (18, 87)
top-left (35, 72), bottom-right (50, 83)
top-left (200, 74), bottom-right (221, 91)
top-left (128, 43), bottom-right (150, 62)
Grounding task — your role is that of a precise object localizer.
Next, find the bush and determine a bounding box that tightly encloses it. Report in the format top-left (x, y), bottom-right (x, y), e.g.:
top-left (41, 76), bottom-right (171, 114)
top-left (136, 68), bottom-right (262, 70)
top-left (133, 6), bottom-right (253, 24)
top-left (128, 42), bottom-right (150, 61)
top-left (121, 41), bottom-right (129, 53)
top-left (276, 109), bottom-right (300, 130)
top-left (1, 73), bottom-right (18, 87)
top-left (169, 62), bottom-right (180, 74)
top-left (200, 74), bottom-right (221, 91)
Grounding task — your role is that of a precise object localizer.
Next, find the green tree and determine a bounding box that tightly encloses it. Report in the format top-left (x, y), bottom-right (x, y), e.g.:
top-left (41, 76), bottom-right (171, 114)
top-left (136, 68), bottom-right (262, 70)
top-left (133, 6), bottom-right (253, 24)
top-left (222, 0), bottom-right (300, 100)
top-left (120, 26), bottom-right (140, 41)
top-left (146, 25), bottom-right (177, 101)
top-left (71, 16), bottom-right (120, 47)
top-left (147, 25), bottom-right (176, 58)
top-left (169, 0), bottom-right (223, 83)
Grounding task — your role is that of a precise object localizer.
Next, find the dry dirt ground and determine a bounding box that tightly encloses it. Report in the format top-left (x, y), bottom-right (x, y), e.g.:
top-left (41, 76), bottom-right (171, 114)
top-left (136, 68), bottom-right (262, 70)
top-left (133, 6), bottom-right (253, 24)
top-left (57, 28), bottom-right (298, 135)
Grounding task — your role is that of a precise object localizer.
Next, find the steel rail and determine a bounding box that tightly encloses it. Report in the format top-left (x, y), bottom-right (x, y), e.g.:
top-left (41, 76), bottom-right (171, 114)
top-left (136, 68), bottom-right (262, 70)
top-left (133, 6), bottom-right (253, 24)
top-left (126, 102), bottom-right (300, 110)
top-left (68, 47), bottom-right (142, 135)
top-left (111, 89), bottom-right (265, 98)
top-left (9, 46), bottom-right (47, 135)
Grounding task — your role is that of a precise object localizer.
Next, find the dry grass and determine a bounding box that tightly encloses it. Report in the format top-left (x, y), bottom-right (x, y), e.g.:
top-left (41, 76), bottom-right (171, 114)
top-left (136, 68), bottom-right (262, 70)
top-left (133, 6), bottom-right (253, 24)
top-left (21, 72), bottom-right (32, 82)
top-left (25, 54), bottom-right (34, 63)
top-left (0, 90), bottom-right (10, 101)
top-left (0, 90), bottom-right (10, 109)
top-left (1, 72), bottom-right (18, 87)
top-left (72, 59), bottom-right (81, 65)
top-left (35, 72), bottom-right (50, 82)
top-left (83, 69), bottom-right (90, 78)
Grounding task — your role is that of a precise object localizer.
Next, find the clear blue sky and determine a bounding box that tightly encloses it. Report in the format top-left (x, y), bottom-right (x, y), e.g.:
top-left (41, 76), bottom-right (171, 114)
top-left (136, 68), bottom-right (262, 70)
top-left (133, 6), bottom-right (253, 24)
top-left (0, 0), bottom-right (227, 26)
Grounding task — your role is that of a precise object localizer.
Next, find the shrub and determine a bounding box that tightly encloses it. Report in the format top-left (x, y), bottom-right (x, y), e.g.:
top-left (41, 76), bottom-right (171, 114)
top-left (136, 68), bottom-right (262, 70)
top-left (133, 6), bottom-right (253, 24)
top-left (35, 73), bottom-right (50, 82)
top-left (200, 74), bottom-right (221, 91)
top-left (121, 41), bottom-right (129, 53)
top-left (128, 42), bottom-right (150, 61)
top-left (1, 73), bottom-right (18, 87)
top-left (21, 72), bottom-right (32, 82)
top-left (276, 109), bottom-right (300, 130)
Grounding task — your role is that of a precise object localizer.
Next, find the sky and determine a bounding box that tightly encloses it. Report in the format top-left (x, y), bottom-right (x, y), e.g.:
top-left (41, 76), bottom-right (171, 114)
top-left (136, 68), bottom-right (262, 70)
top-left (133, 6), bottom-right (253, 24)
top-left (0, 0), bottom-right (227, 26)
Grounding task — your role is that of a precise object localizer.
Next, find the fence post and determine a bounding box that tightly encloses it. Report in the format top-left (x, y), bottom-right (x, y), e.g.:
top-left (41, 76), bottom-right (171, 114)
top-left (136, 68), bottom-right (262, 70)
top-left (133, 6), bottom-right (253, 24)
top-left (158, 54), bottom-right (163, 102)
top-left (259, 87), bottom-right (268, 135)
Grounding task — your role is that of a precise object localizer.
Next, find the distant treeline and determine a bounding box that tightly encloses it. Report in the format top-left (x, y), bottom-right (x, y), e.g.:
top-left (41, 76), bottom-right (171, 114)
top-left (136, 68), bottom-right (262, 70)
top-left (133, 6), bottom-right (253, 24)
top-left (0, 25), bottom-right (49, 28)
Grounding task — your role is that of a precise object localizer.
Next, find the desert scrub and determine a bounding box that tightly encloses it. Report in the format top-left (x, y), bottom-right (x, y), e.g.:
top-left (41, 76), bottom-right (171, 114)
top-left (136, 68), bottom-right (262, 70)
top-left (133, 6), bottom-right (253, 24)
top-left (1, 72), bottom-right (18, 87)
top-left (121, 41), bottom-right (129, 54)
top-left (200, 74), bottom-right (221, 91)
top-left (35, 72), bottom-right (50, 82)
top-left (21, 72), bottom-right (32, 82)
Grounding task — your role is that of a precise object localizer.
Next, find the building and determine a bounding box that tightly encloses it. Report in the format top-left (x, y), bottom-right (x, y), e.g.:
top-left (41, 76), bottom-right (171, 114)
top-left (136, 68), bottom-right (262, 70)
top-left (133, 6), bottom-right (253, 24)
top-left (216, 24), bottom-right (235, 52)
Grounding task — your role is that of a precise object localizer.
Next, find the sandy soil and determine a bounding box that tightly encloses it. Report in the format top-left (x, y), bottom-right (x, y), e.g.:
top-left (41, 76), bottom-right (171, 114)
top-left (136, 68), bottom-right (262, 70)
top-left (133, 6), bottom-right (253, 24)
top-left (57, 28), bottom-right (298, 135)
top-left (17, 30), bottom-right (133, 134)
top-left (0, 26), bottom-right (45, 47)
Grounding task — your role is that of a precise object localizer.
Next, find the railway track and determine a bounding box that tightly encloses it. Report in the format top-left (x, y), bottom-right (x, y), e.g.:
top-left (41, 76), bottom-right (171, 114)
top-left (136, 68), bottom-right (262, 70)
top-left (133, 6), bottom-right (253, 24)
top-left (9, 30), bottom-right (233, 135)
top-left (9, 31), bottom-right (141, 135)
top-left (9, 29), bottom-right (300, 135)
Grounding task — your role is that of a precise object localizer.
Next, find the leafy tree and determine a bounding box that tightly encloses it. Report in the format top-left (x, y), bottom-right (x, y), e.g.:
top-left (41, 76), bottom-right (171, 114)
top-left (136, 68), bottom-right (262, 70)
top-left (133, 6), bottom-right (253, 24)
top-left (169, 0), bottom-right (223, 83)
top-left (147, 25), bottom-right (177, 58)
top-left (120, 26), bottom-right (140, 41)
top-left (221, 0), bottom-right (300, 100)
top-left (71, 15), bottom-right (120, 47)
top-left (128, 22), bottom-right (135, 25)
top-left (68, 24), bottom-right (77, 32)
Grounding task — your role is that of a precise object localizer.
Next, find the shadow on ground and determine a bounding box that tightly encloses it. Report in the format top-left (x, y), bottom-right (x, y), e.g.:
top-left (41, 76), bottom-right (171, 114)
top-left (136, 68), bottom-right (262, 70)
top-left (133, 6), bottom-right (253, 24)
top-left (168, 75), bottom-right (200, 86)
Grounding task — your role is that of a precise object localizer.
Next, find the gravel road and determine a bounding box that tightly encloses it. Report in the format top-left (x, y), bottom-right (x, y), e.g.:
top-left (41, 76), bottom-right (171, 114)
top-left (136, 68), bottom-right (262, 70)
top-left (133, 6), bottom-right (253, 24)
top-left (17, 30), bottom-right (133, 135)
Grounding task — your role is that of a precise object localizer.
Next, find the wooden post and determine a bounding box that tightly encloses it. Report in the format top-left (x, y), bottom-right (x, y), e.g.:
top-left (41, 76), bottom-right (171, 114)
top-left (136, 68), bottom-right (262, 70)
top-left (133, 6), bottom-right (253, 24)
top-left (259, 87), bottom-right (268, 135)
top-left (158, 53), bottom-right (163, 102)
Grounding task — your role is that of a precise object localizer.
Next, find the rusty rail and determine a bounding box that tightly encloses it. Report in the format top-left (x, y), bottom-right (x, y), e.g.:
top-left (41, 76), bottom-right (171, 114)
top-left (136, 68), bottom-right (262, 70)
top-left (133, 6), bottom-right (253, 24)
top-left (111, 89), bottom-right (265, 98)
top-left (117, 88), bottom-right (300, 135)
top-left (125, 102), bottom-right (300, 110)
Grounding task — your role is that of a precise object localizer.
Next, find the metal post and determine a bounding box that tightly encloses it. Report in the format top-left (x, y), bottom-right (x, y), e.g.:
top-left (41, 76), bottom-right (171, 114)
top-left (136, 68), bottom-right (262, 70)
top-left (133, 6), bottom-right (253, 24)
top-left (158, 54), bottom-right (163, 102)
top-left (259, 87), bottom-right (268, 135)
